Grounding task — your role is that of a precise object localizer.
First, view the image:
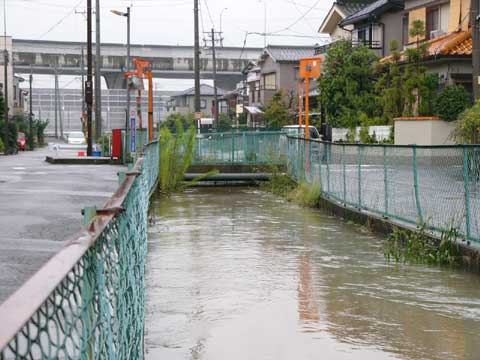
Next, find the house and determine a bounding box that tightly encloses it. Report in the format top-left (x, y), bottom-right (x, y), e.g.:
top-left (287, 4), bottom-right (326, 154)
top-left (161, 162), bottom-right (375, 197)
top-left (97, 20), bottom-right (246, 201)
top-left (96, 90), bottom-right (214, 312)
top-left (167, 84), bottom-right (226, 116)
top-left (0, 36), bottom-right (14, 116)
top-left (246, 45), bottom-right (316, 107)
top-left (316, 0), bottom-right (375, 54)
top-left (382, 0), bottom-right (473, 91)
top-left (338, 0), bottom-right (405, 57)
top-left (243, 46), bottom-right (316, 127)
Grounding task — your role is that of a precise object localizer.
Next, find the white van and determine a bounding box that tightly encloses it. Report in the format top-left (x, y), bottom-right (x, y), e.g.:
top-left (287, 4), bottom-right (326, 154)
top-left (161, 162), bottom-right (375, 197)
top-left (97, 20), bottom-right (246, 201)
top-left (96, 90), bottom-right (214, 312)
top-left (281, 125), bottom-right (321, 139)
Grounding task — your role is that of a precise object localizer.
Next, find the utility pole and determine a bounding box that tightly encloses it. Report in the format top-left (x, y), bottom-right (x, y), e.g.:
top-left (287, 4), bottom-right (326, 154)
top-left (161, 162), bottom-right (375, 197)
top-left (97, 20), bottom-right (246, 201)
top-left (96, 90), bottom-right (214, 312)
top-left (29, 67), bottom-right (33, 150)
top-left (95, 0), bottom-right (102, 139)
top-left (86, 0), bottom-right (93, 156)
top-left (81, 45), bottom-right (85, 116)
top-left (472, 0), bottom-right (480, 101)
top-left (3, 0), bottom-right (9, 153)
top-left (54, 64), bottom-right (58, 139)
top-left (207, 28), bottom-right (220, 124)
top-left (194, 0), bottom-right (201, 118)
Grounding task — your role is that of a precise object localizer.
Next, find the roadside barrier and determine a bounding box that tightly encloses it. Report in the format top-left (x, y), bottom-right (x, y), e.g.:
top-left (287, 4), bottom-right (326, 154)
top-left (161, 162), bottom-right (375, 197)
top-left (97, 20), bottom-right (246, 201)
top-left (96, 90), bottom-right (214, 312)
top-left (0, 142), bottom-right (159, 359)
top-left (193, 130), bottom-right (286, 165)
top-left (287, 137), bottom-right (480, 243)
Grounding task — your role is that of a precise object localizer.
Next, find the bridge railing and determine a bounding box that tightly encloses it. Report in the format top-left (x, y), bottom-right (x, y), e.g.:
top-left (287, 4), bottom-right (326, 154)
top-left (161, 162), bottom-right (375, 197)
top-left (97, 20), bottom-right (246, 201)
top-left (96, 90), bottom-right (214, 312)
top-left (287, 137), bottom-right (480, 243)
top-left (193, 130), bottom-right (287, 165)
top-left (0, 142), bottom-right (159, 360)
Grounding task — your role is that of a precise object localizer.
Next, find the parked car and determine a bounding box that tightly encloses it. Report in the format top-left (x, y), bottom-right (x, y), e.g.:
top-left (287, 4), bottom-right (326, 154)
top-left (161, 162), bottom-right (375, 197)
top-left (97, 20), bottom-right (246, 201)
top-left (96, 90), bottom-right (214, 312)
top-left (17, 132), bottom-right (27, 151)
top-left (67, 131), bottom-right (86, 145)
top-left (281, 125), bottom-right (321, 139)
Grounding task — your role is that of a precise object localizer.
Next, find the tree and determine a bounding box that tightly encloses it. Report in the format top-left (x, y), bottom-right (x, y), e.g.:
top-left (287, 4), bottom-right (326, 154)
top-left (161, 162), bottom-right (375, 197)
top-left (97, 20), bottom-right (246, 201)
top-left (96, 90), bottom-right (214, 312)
top-left (318, 40), bottom-right (379, 128)
top-left (403, 20), bottom-right (436, 116)
top-left (161, 113), bottom-right (195, 132)
top-left (263, 91), bottom-right (290, 129)
top-left (435, 85), bottom-right (472, 121)
top-left (375, 40), bottom-right (404, 123)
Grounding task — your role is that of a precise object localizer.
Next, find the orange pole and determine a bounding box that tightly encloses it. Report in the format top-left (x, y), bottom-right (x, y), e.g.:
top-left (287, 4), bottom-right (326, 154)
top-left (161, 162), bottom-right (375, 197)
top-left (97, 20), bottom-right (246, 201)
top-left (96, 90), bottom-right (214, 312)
top-left (148, 73), bottom-right (153, 143)
top-left (298, 80), bottom-right (303, 127)
top-left (305, 77), bottom-right (310, 139)
top-left (137, 90), bottom-right (143, 129)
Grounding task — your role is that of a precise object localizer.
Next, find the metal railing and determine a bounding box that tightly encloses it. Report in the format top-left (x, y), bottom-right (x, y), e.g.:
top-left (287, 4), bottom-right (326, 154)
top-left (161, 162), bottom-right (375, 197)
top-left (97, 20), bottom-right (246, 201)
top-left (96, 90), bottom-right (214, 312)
top-left (193, 130), bottom-right (286, 165)
top-left (287, 137), bottom-right (480, 243)
top-left (0, 142), bottom-right (159, 359)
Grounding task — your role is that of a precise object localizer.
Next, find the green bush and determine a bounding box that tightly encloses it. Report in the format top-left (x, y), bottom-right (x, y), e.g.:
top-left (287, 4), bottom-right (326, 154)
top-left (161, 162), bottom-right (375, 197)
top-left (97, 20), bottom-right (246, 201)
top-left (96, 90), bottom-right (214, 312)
top-left (0, 137), bottom-right (4, 153)
top-left (35, 120), bottom-right (48, 146)
top-left (454, 100), bottom-right (480, 144)
top-left (0, 120), bottom-right (18, 153)
top-left (435, 85), bottom-right (471, 121)
top-left (217, 113), bottom-right (232, 131)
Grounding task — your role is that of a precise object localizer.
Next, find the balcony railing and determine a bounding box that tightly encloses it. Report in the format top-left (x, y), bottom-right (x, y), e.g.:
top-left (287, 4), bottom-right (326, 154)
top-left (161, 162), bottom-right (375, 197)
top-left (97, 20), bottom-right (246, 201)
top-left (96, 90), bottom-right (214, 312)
top-left (352, 40), bottom-right (382, 50)
top-left (315, 39), bottom-right (382, 55)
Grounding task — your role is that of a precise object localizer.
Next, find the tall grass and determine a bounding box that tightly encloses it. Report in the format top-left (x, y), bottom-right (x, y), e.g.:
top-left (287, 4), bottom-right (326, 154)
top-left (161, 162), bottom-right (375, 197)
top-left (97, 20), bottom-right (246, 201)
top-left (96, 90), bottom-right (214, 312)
top-left (158, 120), bottom-right (196, 193)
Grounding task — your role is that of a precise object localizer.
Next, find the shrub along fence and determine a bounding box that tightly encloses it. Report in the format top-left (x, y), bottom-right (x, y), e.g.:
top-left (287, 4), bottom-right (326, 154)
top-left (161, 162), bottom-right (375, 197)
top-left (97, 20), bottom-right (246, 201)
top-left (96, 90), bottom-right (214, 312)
top-left (0, 142), bottom-right (159, 359)
top-left (287, 137), bottom-right (480, 243)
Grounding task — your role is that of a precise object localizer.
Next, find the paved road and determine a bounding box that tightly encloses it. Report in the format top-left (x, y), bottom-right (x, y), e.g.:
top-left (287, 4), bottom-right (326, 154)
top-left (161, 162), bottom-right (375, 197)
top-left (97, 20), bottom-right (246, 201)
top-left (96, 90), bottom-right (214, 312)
top-left (0, 146), bottom-right (125, 303)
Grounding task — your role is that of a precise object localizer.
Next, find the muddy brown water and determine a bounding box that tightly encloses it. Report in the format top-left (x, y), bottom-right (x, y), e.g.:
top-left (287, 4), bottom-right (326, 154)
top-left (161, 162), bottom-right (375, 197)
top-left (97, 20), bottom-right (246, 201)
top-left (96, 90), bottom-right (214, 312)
top-left (145, 187), bottom-right (480, 360)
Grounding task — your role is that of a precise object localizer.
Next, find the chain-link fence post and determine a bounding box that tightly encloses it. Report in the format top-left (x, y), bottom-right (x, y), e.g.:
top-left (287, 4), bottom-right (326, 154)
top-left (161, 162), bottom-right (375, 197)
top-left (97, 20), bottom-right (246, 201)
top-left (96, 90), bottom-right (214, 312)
top-left (342, 144), bottom-right (346, 204)
top-left (357, 146), bottom-right (363, 208)
top-left (463, 146), bottom-right (472, 240)
top-left (383, 146), bottom-right (388, 216)
top-left (412, 145), bottom-right (423, 224)
top-left (326, 143), bottom-right (331, 194)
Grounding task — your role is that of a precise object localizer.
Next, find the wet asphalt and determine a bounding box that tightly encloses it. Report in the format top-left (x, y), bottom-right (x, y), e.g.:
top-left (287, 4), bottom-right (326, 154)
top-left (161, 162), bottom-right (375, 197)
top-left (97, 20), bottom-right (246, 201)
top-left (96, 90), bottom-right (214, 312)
top-left (0, 144), bottom-right (125, 303)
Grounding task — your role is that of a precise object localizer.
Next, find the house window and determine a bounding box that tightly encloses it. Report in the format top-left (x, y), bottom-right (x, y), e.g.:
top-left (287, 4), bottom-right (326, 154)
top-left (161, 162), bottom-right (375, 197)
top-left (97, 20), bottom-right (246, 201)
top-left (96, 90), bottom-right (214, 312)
top-left (402, 15), bottom-right (409, 45)
top-left (263, 73), bottom-right (276, 90)
top-left (426, 7), bottom-right (439, 39)
top-left (200, 99), bottom-right (207, 109)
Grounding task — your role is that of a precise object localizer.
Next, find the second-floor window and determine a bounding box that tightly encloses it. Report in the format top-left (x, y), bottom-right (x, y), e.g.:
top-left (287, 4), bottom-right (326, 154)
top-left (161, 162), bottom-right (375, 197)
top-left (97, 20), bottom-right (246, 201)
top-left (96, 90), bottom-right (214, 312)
top-left (402, 15), bottom-right (409, 46)
top-left (263, 73), bottom-right (276, 91)
top-left (426, 7), bottom-right (439, 39)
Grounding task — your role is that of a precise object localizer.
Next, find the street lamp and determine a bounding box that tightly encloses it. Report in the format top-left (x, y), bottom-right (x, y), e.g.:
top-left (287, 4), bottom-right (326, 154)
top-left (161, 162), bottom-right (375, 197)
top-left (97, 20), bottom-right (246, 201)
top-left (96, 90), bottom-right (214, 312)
top-left (219, 7), bottom-right (227, 46)
top-left (111, 7), bottom-right (130, 162)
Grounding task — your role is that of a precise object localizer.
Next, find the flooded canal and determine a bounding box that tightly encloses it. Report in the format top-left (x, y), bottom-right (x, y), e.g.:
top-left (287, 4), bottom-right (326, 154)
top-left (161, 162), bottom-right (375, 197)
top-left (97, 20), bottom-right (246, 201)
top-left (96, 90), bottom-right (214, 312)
top-left (145, 187), bottom-right (480, 360)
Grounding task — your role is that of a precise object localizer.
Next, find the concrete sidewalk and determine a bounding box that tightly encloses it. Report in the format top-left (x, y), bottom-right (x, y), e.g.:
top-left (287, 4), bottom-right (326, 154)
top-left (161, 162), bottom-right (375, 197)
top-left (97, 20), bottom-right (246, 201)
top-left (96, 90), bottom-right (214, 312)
top-left (0, 147), bottom-right (125, 303)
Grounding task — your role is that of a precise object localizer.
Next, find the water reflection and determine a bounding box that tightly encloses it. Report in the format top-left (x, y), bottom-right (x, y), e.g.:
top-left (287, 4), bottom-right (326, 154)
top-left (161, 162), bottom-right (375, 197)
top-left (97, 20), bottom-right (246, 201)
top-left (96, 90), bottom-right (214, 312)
top-left (146, 187), bottom-right (480, 360)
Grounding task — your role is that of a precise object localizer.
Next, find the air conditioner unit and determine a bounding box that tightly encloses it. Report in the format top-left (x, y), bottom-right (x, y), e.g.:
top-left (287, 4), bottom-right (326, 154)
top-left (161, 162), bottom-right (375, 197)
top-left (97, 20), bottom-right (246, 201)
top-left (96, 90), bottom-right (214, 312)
top-left (430, 30), bottom-right (444, 39)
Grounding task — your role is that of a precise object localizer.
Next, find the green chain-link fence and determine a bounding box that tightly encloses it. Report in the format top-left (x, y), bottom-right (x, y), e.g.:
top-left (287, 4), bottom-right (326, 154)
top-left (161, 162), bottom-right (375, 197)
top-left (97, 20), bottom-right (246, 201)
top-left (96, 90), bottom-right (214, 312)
top-left (0, 142), bottom-right (159, 360)
top-left (193, 130), bottom-right (286, 165)
top-left (287, 137), bottom-right (480, 243)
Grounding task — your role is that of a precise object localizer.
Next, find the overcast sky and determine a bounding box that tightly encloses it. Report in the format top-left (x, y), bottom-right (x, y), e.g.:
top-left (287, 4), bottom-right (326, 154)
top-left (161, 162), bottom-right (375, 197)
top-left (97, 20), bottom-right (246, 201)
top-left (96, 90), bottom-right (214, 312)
top-left (8, 0), bottom-right (332, 90)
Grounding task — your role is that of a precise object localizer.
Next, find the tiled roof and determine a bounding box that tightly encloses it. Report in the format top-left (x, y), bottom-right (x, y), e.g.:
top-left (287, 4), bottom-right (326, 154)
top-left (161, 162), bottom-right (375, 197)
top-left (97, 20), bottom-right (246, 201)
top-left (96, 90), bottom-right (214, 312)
top-left (340, 0), bottom-right (403, 25)
top-left (380, 30), bottom-right (472, 63)
top-left (263, 45), bottom-right (316, 63)
top-left (337, 1), bottom-right (373, 16)
top-left (173, 84), bottom-right (226, 97)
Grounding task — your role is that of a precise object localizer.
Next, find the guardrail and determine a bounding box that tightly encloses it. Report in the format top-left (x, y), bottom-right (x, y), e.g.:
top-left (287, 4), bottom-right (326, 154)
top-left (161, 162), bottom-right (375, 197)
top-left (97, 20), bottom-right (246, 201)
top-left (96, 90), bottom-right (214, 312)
top-left (287, 137), bottom-right (480, 243)
top-left (0, 142), bottom-right (159, 359)
top-left (193, 130), bottom-right (286, 165)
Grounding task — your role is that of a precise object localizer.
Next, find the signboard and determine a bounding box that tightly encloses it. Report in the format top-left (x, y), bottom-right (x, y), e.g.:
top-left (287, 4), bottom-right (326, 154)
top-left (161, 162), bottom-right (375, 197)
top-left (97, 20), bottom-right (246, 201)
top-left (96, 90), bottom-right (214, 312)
top-left (299, 57), bottom-right (322, 79)
top-left (195, 112), bottom-right (202, 120)
top-left (130, 115), bottom-right (136, 153)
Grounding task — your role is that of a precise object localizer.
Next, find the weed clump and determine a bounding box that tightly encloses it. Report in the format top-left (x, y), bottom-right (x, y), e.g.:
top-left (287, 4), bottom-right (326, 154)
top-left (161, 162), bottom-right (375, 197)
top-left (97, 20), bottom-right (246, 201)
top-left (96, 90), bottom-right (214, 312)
top-left (384, 225), bottom-right (462, 267)
top-left (287, 182), bottom-right (322, 207)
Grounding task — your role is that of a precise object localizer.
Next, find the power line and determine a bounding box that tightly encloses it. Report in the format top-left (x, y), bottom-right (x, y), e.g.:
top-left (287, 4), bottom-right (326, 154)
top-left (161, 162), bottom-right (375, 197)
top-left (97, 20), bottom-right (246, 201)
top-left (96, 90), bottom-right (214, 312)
top-left (269, 0), bottom-right (322, 35)
top-left (37, 0), bottom-right (84, 39)
top-left (202, 0), bottom-right (214, 29)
